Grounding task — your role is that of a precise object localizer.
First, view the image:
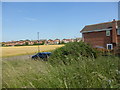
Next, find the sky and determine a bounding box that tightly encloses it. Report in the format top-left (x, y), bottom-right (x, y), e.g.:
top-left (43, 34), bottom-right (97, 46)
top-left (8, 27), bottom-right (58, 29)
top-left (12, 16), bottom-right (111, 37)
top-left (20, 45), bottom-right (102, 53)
top-left (2, 2), bottom-right (118, 42)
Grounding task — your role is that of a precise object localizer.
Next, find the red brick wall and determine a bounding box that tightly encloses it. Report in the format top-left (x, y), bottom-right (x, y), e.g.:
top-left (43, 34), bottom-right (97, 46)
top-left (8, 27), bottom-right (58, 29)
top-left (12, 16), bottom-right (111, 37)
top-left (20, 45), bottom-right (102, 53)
top-left (83, 31), bottom-right (112, 48)
top-left (117, 35), bottom-right (120, 44)
top-left (112, 20), bottom-right (118, 44)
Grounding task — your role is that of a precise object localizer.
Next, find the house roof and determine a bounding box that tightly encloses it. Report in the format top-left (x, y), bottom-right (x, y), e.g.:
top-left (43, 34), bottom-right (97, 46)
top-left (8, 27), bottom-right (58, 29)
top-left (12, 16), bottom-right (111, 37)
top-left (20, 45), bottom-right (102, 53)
top-left (80, 20), bottom-right (120, 33)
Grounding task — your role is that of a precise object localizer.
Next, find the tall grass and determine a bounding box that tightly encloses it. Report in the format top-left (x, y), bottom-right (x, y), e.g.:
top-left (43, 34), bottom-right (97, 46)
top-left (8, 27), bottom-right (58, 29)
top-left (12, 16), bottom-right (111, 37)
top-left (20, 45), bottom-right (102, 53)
top-left (2, 42), bottom-right (119, 88)
top-left (2, 56), bottom-right (119, 88)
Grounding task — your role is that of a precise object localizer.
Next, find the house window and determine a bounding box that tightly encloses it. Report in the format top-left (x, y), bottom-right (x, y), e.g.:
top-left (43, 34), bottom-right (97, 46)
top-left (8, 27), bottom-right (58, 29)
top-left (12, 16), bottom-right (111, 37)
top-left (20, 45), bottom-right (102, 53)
top-left (107, 44), bottom-right (113, 50)
top-left (106, 30), bottom-right (110, 36)
top-left (117, 28), bottom-right (120, 35)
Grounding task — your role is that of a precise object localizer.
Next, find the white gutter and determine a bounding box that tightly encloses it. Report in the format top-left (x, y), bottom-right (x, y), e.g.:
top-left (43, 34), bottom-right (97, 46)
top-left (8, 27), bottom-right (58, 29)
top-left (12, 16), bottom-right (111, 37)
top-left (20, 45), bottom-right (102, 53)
top-left (81, 28), bottom-right (112, 33)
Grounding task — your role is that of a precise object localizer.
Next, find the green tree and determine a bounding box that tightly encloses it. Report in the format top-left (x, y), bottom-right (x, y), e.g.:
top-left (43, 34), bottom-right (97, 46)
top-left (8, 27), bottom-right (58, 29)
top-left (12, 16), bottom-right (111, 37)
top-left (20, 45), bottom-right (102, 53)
top-left (2, 44), bottom-right (5, 46)
top-left (61, 41), bottom-right (65, 44)
top-left (41, 41), bottom-right (45, 45)
top-left (25, 42), bottom-right (29, 45)
top-left (26, 39), bottom-right (30, 41)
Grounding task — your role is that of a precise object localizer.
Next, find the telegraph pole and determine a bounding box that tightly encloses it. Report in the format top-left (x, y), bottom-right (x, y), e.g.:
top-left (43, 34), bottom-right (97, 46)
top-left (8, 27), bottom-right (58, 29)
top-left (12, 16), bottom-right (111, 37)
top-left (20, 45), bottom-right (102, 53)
top-left (37, 32), bottom-right (40, 53)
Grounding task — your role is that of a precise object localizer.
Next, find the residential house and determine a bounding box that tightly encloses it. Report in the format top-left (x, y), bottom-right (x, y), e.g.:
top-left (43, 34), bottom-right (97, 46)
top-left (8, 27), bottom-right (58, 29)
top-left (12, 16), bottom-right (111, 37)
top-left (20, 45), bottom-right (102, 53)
top-left (32, 40), bottom-right (43, 44)
top-left (73, 38), bottom-right (82, 42)
top-left (42, 39), bottom-right (48, 44)
top-left (17, 41), bottom-right (25, 45)
top-left (62, 39), bottom-right (72, 43)
top-left (54, 39), bottom-right (60, 44)
top-left (76, 38), bottom-right (82, 42)
top-left (47, 39), bottom-right (54, 44)
top-left (27, 41), bottom-right (34, 45)
top-left (4, 41), bottom-right (15, 46)
top-left (80, 19), bottom-right (120, 50)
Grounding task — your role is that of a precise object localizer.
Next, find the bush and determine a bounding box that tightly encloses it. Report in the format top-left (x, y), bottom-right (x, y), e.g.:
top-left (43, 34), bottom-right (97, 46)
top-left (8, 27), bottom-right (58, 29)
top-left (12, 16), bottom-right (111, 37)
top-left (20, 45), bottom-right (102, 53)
top-left (49, 41), bottom-right (97, 65)
top-left (113, 44), bottom-right (120, 57)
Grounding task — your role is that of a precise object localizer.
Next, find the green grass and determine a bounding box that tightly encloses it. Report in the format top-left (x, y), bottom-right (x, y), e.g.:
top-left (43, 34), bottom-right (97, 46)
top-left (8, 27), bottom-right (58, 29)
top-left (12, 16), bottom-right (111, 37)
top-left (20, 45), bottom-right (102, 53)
top-left (2, 56), bottom-right (119, 88)
top-left (2, 42), bottom-right (120, 88)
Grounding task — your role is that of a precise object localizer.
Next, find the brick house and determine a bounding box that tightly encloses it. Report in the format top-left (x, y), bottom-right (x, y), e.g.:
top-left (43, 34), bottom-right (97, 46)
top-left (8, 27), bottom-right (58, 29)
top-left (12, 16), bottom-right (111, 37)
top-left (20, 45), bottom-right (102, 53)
top-left (4, 42), bottom-right (16, 46)
top-left (17, 41), bottom-right (25, 45)
top-left (32, 40), bottom-right (43, 44)
top-left (47, 39), bottom-right (54, 44)
top-left (61, 39), bottom-right (72, 43)
top-left (41, 40), bottom-right (47, 45)
top-left (80, 19), bottom-right (120, 50)
top-left (26, 41), bottom-right (34, 45)
top-left (4, 41), bottom-right (17, 46)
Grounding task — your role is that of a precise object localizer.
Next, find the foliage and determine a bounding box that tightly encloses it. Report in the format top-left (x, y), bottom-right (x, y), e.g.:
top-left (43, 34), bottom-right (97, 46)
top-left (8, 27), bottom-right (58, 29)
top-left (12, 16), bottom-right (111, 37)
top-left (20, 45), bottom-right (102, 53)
top-left (2, 42), bottom-right (119, 88)
top-left (2, 44), bottom-right (5, 46)
top-left (49, 41), bottom-right (98, 65)
top-left (25, 39), bottom-right (30, 41)
top-left (33, 41), bottom-right (44, 45)
top-left (113, 44), bottom-right (120, 57)
top-left (25, 42), bottom-right (29, 45)
top-left (2, 56), bottom-right (119, 88)
top-left (60, 41), bottom-right (66, 44)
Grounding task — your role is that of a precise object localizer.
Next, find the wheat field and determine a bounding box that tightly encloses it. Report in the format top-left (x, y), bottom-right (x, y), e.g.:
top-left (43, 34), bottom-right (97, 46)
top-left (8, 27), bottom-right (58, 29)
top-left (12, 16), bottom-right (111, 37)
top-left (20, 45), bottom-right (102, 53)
top-left (2, 45), bottom-right (64, 57)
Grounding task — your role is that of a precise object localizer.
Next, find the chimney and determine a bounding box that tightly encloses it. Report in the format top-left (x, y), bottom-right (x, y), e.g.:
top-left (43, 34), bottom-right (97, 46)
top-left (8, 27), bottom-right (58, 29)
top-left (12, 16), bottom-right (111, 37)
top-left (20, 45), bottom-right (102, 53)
top-left (112, 19), bottom-right (118, 44)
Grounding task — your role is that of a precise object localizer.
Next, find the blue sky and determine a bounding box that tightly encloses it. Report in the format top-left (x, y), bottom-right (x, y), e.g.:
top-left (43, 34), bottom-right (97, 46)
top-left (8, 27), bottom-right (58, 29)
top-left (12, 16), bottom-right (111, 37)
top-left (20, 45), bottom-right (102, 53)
top-left (2, 2), bottom-right (118, 42)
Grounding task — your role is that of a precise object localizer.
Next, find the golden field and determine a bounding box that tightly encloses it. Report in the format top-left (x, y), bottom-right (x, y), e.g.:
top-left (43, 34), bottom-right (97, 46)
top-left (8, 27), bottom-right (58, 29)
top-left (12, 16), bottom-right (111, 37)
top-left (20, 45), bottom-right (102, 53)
top-left (2, 45), bottom-right (64, 57)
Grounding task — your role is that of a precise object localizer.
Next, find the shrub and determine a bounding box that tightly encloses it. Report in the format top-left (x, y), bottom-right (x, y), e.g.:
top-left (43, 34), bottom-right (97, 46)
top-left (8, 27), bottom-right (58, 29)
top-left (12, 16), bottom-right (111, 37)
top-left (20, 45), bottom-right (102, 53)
top-left (49, 41), bottom-right (97, 65)
top-left (113, 44), bottom-right (120, 57)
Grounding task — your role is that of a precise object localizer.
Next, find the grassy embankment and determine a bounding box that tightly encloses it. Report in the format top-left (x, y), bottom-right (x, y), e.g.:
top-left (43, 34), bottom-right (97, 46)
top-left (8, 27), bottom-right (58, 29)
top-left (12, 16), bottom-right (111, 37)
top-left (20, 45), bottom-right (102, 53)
top-left (2, 45), bottom-right (64, 57)
top-left (2, 42), bottom-right (119, 88)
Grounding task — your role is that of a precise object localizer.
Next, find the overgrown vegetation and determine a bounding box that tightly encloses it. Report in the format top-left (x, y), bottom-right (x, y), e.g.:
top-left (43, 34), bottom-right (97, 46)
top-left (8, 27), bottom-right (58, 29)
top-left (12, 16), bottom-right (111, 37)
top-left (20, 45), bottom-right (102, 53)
top-left (49, 42), bottom-right (98, 65)
top-left (113, 44), bottom-right (120, 57)
top-left (2, 42), bottom-right (119, 88)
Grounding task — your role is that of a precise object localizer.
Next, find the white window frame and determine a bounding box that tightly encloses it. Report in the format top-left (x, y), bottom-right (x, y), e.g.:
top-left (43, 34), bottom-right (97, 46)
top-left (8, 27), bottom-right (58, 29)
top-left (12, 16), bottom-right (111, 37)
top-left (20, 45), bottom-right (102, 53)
top-left (106, 30), bottom-right (110, 36)
top-left (107, 44), bottom-right (113, 50)
top-left (117, 28), bottom-right (120, 35)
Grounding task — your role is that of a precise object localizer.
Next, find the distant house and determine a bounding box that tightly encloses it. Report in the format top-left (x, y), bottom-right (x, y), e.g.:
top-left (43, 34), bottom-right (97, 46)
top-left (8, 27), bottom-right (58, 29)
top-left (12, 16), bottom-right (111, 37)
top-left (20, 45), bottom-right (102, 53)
top-left (17, 41), bottom-right (25, 45)
top-left (27, 41), bottom-right (34, 45)
top-left (47, 39), bottom-right (54, 44)
top-left (62, 39), bottom-right (72, 43)
top-left (42, 40), bottom-right (47, 45)
top-left (74, 38), bottom-right (82, 42)
top-left (32, 40), bottom-right (44, 44)
top-left (4, 42), bottom-right (14, 46)
top-left (54, 39), bottom-right (60, 44)
top-left (80, 19), bottom-right (120, 50)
